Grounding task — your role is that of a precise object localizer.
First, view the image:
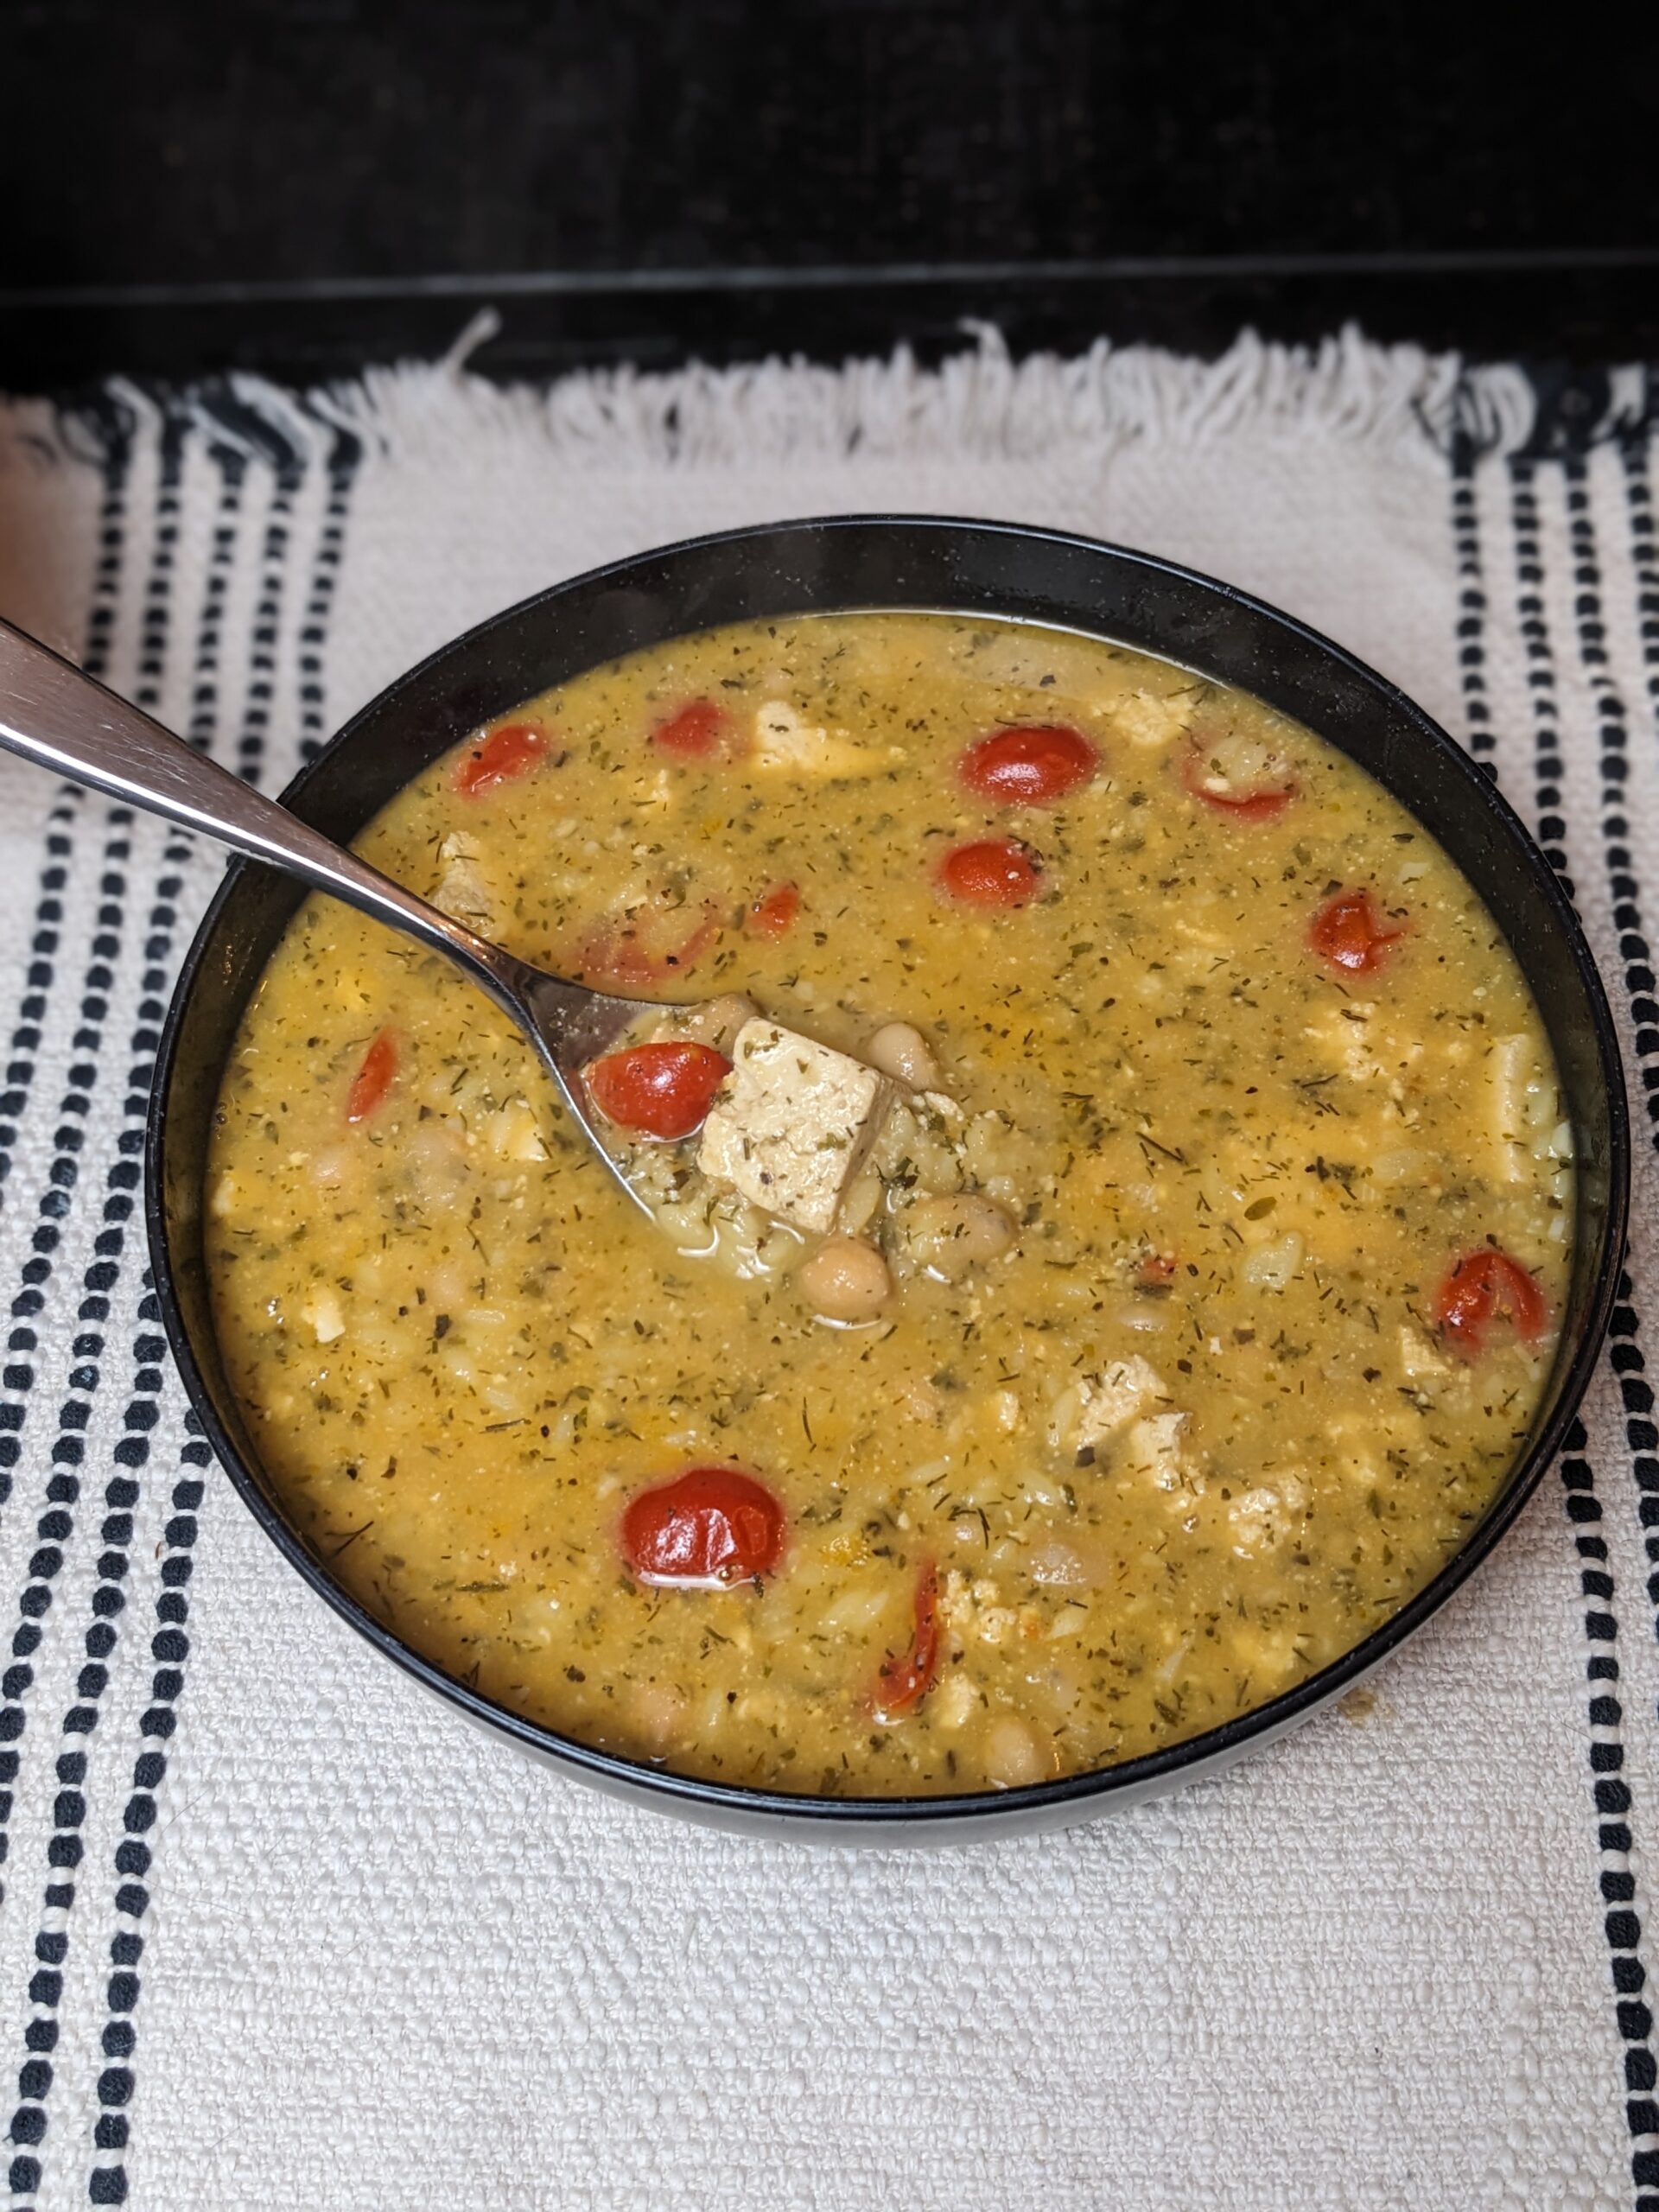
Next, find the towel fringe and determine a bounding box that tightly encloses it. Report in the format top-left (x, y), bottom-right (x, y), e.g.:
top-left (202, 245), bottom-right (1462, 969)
top-left (2, 324), bottom-right (1553, 476)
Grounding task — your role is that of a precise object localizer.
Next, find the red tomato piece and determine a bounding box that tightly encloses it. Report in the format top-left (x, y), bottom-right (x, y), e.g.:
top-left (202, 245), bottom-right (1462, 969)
top-left (652, 698), bottom-right (738, 760)
top-left (576, 900), bottom-right (721, 990)
top-left (747, 881), bottom-right (802, 939)
top-left (621, 1466), bottom-right (786, 1587)
top-left (1308, 887), bottom-right (1407, 974)
top-left (345, 1027), bottom-right (397, 1124)
top-left (453, 721), bottom-right (547, 798)
top-left (1433, 1249), bottom-right (1548, 1356)
top-left (873, 1561), bottom-right (940, 1721)
top-left (585, 1040), bottom-right (731, 1141)
top-left (1136, 1250), bottom-right (1178, 1292)
top-left (934, 837), bottom-right (1043, 908)
top-left (1181, 735), bottom-right (1297, 822)
top-left (957, 723), bottom-right (1098, 806)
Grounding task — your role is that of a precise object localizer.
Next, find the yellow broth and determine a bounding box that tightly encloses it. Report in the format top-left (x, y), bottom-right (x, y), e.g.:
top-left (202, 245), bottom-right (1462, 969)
top-left (206, 613), bottom-right (1572, 1796)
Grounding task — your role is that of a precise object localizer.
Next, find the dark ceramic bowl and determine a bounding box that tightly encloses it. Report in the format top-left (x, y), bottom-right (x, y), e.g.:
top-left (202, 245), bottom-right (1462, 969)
top-left (148, 518), bottom-right (1629, 1843)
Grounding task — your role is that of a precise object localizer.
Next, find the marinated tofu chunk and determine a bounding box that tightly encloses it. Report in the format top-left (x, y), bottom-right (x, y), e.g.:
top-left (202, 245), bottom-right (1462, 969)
top-left (697, 1018), bottom-right (895, 1232)
top-left (1122, 1411), bottom-right (1194, 1492)
top-left (431, 830), bottom-right (495, 930)
top-left (1112, 686), bottom-right (1194, 750)
top-left (1228, 1471), bottom-right (1309, 1558)
top-left (1051, 1355), bottom-right (1169, 1460)
top-left (753, 699), bottom-right (894, 779)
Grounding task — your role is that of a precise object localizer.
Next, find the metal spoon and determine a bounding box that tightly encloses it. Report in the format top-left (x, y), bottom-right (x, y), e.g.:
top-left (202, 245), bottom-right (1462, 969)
top-left (0, 615), bottom-right (659, 1198)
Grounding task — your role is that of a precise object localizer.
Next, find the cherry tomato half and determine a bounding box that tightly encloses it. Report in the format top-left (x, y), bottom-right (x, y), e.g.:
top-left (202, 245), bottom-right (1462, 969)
top-left (621, 1466), bottom-right (786, 1586)
top-left (747, 881), bottom-right (802, 939)
top-left (873, 1560), bottom-right (940, 1721)
top-left (934, 837), bottom-right (1043, 908)
top-left (345, 1027), bottom-right (398, 1124)
top-left (957, 723), bottom-right (1097, 806)
top-left (652, 698), bottom-right (738, 760)
top-left (1433, 1249), bottom-right (1548, 1356)
top-left (1181, 734), bottom-right (1297, 822)
top-left (585, 1040), bottom-right (732, 1141)
top-left (454, 721), bottom-right (547, 798)
top-left (1307, 887), bottom-right (1407, 975)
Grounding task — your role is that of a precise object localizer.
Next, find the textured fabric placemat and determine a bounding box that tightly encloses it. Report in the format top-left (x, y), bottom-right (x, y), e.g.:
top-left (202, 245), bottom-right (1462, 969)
top-left (0, 329), bottom-right (1655, 2211)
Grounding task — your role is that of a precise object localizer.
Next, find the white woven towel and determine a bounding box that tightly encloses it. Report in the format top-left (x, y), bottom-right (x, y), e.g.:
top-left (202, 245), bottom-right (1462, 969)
top-left (0, 329), bottom-right (1654, 2211)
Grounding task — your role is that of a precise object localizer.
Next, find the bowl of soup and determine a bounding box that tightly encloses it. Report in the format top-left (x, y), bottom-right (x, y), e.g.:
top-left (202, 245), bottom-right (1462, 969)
top-left (149, 518), bottom-right (1628, 1841)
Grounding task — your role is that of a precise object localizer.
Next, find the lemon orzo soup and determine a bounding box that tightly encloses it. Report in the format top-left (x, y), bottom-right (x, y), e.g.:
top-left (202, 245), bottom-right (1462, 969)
top-left (206, 613), bottom-right (1572, 1796)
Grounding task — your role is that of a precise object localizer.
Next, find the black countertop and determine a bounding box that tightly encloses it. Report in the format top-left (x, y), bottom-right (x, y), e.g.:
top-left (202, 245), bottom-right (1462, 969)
top-left (5, 1), bottom-right (1657, 391)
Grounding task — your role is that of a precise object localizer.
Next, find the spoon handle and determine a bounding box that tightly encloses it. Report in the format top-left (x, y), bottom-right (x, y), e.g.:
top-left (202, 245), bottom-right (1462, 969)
top-left (0, 614), bottom-right (527, 1014)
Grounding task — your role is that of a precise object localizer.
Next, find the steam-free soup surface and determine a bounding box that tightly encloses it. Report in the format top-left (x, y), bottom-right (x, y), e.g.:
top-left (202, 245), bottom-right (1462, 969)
top-left (207, 613), bottom-right (1570, 1796)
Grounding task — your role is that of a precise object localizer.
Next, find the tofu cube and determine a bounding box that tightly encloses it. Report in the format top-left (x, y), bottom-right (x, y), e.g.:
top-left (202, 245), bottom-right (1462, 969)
top-left (432, 831), bottom-right (495, 931)
top-left (300, 1285), bottom-right (346, 1344)
top-left (753, 700), bottom-right (893, 779)
top-left (1397, 1323), bottom-right (1452, 1382)
top-left (1228, 1471), bottom-right (1308, 1557)
top-left (1113, 687), bottom-right (1193, 750)
top-left (1051, 1355), bottom-right (1168, 1460)
top-left (1303, 1001), bottom-right (1382, 1084)
top-left (1121, 1411), bottom-right (1192, 1491)
top-left (697, 1018), bottom-right (894, 1232)
top-left (489, 1096), bottom-right (548, 1163)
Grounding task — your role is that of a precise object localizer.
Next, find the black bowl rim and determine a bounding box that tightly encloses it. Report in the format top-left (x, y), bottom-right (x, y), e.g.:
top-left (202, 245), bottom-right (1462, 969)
top-left (147, 512), bottom-right (1631, 1830)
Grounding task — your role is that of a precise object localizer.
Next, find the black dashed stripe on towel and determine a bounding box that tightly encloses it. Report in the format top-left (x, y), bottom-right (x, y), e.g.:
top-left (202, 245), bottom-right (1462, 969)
top-left (1610, 431), bottom-right (1659, 2187)
top-left (1613, 461), bottom-right (1659, 2108)
top-left (0, 406), bottom-right (198, 1903)
top-left (81, 396), bottom-right (341, 2209)
top-left (1611, 436), bottom-right (1659, 1183)
top-left (3, 1291), bottom-right (171, 2206)
top-left (1558, 452), bottom-right (1659, 2205)
top-left (1447, 430), bottom-right (1497, 773)
top-left (184, 442), bottom-right (248, 753)
top-left (238, 458), bottom-right (300, 786)
top-left (3, 420), bottom-right (264, 2205)
top-left (0, 404), bottom-right (180, 1728)
top-left (1559, 1416), bottom-right (1659, 2190)
top-left (1509, 443), bottom-right (1659, 2208)
top-left (3, 995), bottom-right (191, 2202)
top-left (1541, 454), bottom-right (1659, 1159)
top-left (85, 1427), bottom-right (210, 2208)
top-left (0, 401), bottom-right (134, 1336)
top-left (1469, 432), bottom-right (1575, 894)
top-left (1452, 419), bottom-right (1659, 2200)
top-left (298, 418), bottom-right (363, 763)
top-left (1619, 436), bottom-right (1659, 832)
top-left (0, 414), bottom-right (178, 2207)
top-left (197, 385), bottom-right (315, 788)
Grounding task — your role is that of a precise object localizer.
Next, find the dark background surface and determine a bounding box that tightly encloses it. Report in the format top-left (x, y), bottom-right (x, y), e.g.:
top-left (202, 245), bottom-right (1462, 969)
top-left (4, 0), bottom-right (1658, 391)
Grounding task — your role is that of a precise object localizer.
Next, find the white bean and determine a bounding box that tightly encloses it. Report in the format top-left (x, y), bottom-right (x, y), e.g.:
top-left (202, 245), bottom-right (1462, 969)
top-left (671, 992), bottom-right (757, 1052)
top-left (983, 1713), bottom-right (1046, 1789)
top-left (900, 1193), bottom-right (1017, 1280)
top-left (404, 1124), bottom-right (469, 1212)
top-left (867, 1020), bottom-right (941, 1090)
top-left (627, 1680), bottom-right (685, 1751)
top-left (1027, 1540), bottom-right (1090, 1587)
top-left (1242, 1232), bottom-right (1305, 1291)
top-left (796, 1235), bottom-right (893, 1323)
